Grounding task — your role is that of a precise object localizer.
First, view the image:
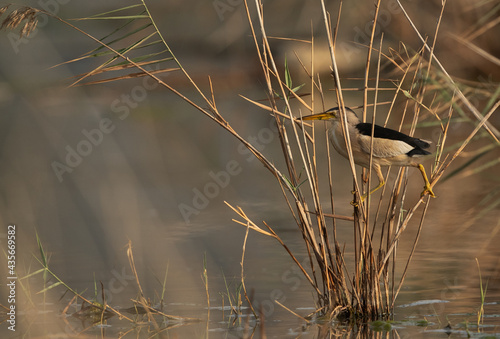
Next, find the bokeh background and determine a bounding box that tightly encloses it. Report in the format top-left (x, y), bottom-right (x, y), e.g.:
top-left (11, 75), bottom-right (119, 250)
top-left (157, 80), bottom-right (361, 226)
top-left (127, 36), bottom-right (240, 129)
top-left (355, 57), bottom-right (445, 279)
top-left (0, 0), bottom-right (498, 337)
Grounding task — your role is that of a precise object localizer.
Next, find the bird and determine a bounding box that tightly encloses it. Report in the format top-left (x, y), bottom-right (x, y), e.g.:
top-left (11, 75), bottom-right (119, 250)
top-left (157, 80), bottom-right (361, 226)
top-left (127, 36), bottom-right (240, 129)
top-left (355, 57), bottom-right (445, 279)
top-left (302, 107), bottom-right (436, 203)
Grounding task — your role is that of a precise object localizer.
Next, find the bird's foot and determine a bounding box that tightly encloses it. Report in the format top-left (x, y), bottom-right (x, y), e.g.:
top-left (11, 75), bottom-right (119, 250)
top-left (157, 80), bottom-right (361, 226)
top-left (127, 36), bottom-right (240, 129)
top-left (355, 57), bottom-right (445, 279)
top-left (350, 194), bottom-right (368, 207)
top-left (420, 184), bottom-right (436, 198)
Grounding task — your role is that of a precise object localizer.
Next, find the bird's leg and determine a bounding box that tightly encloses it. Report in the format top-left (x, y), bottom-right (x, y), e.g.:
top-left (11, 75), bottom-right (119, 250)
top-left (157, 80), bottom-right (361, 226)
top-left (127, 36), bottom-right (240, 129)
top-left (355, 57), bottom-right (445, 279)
top-left (363, 180), bottom-right (385, 200)
top-left (418, 164), bottom-right (436, 198)
top-left (351, 165), bottom-right (385, 206)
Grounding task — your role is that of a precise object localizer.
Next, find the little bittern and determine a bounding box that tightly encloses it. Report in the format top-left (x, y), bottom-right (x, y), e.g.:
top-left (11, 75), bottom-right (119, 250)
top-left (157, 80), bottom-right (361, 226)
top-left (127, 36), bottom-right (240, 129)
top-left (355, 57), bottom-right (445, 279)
top-left (302, 107), bottom-right (436, 202)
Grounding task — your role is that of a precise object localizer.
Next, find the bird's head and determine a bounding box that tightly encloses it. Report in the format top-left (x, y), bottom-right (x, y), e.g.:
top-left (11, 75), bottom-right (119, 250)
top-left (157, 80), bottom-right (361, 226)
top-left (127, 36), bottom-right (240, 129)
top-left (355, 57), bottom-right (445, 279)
top-left (302, 107), bottom-right (359, 124)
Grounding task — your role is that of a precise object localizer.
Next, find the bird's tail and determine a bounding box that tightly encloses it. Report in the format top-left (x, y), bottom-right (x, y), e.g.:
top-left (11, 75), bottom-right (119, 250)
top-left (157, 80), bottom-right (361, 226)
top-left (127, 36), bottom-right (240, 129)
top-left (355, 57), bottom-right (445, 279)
top-left (413, 138), bottom-right (431, 149)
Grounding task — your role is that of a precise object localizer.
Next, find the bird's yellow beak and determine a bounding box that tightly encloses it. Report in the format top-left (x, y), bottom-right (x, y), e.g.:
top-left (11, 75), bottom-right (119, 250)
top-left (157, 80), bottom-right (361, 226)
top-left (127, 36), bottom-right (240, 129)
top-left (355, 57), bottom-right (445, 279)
top-left (301, 111), bottom-right (336, 121)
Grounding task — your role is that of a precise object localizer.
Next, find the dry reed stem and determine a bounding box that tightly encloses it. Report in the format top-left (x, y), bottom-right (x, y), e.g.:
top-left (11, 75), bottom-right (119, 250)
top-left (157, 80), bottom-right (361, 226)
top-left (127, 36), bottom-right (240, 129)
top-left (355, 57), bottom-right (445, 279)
top-left (240, 222), bottom-right (258, 318)
top-left (453, 34), bottom-right (500, 67)
top-left (126, 241), bottom-right (197, 323)
top-left (464, 15), bottom-right (500, 41)
top-left (226, 200), bottom-right (322, 295)
top-left (320, 0), bottom-right (363, 208)
top-left (274, 299), bottom-right (310, 323)
top-left (365, 33), bottom-right (384, 218)
top-left (202, 254), bottom-right (210, 320)
top-left (320, 0), bottom-right (370, 312)
top-left (374, 1), bottom-right (449, 293)
top-left (362, 0), bottom-right (381, 122)
top-left (396, 0), bottom-right (500, 142)
top-left (126, 241), bottom-right (161, 331)
top-left (433, 101), bottom-right (500, 182)
top-left (392, 198), bottom-right (430, 307)
top-left (74, 68), bottom-right (178, 86)
top-left (140, 1), bottom-right (217, 114)
top-left (242, 1), bottom-right (351, 311)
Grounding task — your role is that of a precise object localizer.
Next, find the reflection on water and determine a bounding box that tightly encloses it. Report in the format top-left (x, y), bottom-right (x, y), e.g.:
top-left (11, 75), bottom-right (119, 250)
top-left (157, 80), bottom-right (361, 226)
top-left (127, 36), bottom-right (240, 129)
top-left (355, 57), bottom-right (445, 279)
top-left (3, 287), bottom-right (500, 337)
top-left (0, 0), bottom-right (499, 337)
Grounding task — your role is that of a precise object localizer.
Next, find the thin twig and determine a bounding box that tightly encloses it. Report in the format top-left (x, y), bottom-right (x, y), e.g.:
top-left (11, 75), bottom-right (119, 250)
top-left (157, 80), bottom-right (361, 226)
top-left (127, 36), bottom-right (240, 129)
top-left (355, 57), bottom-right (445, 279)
top-left (240, 222), bottom-right (258, 318)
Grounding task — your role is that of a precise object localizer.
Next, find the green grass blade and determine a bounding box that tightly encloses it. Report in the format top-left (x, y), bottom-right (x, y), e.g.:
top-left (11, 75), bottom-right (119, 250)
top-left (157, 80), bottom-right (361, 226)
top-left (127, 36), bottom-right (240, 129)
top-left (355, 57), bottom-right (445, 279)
top-left (482, 84), bottom-right (500, 116)
top-left (292, 83), bottom-right (305, 93)
top-left (99, 22), bottom-right (153, 51)
top-left (221, 269), bottom-right (234, 310)
top-left (72, 5), bottom-right (148, 21)
top-left (58, 20), bottom-right (154, 68)
top-left (111, 54), bottom-right (173, 68)
top-left (35, 230), bottom-right (47, 268)
top-left (80, 39), bottom-right (163, 61)
top-left (161, 262), bottom-right (169, 302)
top-left (20, 268), bottom-right (46, 280)
top-left (71, 32), bottom-right (161, 86)
top-left (74, 15), bottom-right (149, 20)
top-left (79, 4), bottom-right (144, 18)
top-left (37, 281), bottom-right (63, 294)
top-left (285, 55), bottom-right (292, 89)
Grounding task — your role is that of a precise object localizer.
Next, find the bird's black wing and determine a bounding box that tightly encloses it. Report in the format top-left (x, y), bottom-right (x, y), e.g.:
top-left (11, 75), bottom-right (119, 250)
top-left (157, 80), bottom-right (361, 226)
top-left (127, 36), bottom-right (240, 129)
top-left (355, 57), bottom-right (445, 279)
top-left (356, 123), bottom-right (430, 148)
